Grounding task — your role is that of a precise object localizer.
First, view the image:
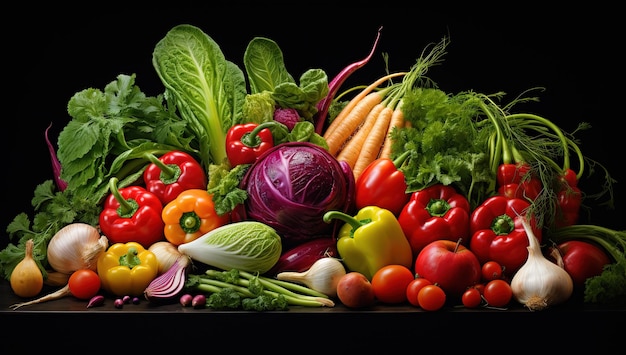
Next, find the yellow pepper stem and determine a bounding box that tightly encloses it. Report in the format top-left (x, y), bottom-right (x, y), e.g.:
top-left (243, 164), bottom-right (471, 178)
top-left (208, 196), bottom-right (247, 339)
top-left (118, 247), bottom-right (141, 269)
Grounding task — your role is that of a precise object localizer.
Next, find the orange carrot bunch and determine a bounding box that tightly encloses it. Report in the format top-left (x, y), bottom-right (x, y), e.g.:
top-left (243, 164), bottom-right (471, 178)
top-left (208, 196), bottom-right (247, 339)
top-left (322, 37), bottom-right (449, 181)
top-left (322, 72), bottom-right (406, 180)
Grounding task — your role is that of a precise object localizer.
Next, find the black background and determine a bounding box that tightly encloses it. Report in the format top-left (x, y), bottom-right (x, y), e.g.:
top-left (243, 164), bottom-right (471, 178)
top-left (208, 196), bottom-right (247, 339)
top-left (2, 3), bottom-right (624, 250)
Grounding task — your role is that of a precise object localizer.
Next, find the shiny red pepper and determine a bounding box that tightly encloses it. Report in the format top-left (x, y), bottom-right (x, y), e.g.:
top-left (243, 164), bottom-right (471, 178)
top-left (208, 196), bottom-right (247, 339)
top-left (225, 122), bottom-right (275, 167)
top-left (143, 150), bottom-right (207, 205)
top-left (554, 168), bottom-right (582, 227)
top-left (469, 195), bottom-right (543, 276)
top-left (355, 151), bottom-right (410, 216)
top-left (397, 184), bottom-right (471, 257)
top-left (99, 177), bottom-right (165, 248)
top-left (497, 162), bottom-right (542, 201)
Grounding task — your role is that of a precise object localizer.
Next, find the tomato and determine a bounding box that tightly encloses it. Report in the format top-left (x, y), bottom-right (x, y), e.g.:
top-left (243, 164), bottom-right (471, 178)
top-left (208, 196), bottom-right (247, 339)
top-left (482, 279), bottom-right (512, 308)
top-left (481, 261), bottom-right (503, 281)
top-left (473, 282), bottom-right (485, 295)
top-left (461, 287), bottom-right (482, 308)
top-left (417, 284), bottom-right (446, 311)
top-left (371, 264), bottom-right (414, 304)
top-left (406, 277), bottom-right (432, 307)
top-left (68, 269), bottom-right (101, 300)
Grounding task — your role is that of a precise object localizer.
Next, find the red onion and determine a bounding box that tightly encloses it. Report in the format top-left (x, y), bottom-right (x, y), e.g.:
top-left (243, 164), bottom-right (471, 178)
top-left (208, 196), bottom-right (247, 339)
top-left (266, 237), bottom-right (338, 276)
top-left (144, 256), bottom-right (190, 303)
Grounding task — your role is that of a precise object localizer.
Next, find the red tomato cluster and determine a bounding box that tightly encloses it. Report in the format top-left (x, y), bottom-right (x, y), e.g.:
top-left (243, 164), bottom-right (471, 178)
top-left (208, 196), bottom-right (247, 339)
top-left (364, 261), bottom-right (516, 311)
top-left (371, 265), bottom-right (447, 311)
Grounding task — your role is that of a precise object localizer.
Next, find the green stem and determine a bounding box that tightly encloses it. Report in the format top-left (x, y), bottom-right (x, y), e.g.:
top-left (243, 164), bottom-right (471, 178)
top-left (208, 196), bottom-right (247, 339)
top-left (322, 210), bottom-right (364, 230)
top-left (240, 121), bottom-right (281, 147)
top-left (506, 113), bottom-right (572, 172)
top-left (238, 270), bottom-right (330, 299)
top-left (194, 275), bottom-right (331, 307)
top-left (107, 177), bottom-right (137, 217)
top-left (144, 153), bottom-right (178, 181)
top-left (477, 99), bottom-right (511, 171)
top-left (548, 225), bottom-right (626, 262)
top-left (392, 150), bottom-right (411, 168)
top-left (118, 247), bottom-right (141, 269)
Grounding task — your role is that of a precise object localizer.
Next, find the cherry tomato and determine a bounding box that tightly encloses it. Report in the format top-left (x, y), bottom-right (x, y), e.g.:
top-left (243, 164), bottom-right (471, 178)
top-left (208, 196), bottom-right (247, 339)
top-left (417, 284), bottom-right (446, 311)
top-left (482, 279), bottom-right (512, 308)
top-left (461, 287), bottom-right (482, 308)
top-left (68, 269), bottom-right (101, 300)
top-left (481, 261), bottom-right (503, 281)
top-left (406, 277), bottom-right (432, 307)
top-left (473, 282), bottom-right (485, 295)
top-left (371, 264), bottom-right (415, 304)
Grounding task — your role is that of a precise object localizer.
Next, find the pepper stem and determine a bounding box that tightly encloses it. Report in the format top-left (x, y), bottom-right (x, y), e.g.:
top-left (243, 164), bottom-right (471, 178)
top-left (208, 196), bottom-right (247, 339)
top-left (240, 121), bottom-right (280, 147)
top-left (491, 214), bottom-right (515, 236)
top-left (180, 211), bottom-right (201, 234)
top-left (392, 150), bottom-right (411, 168)
top-left (118, 247), bottom-right (141, 269)
top-left (108, 177), bottom-right (139, 218)
top-left (426, 198), bottom-right (450, 217)
top-left (145, 153), bottom-right (181, 184)
top-left (323, 210), bottom-right (368, 231)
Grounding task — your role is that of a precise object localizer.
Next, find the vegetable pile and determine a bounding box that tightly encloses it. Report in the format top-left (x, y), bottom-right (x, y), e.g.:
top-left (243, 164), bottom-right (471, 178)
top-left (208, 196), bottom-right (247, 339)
top-left (1, 24), bottom-right (625, 312)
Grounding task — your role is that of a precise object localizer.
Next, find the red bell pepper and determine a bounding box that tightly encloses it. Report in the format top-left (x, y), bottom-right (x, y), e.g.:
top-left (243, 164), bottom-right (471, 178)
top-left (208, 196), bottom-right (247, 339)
top-left (225, 122), bottom-right (275, 167)
top-left (469, 195), bottom-right (543, 276)
top-left (143, 150), bottom-right (207, 205)
top-left (99, 177), bottom-right (165, 248)
top-left (355, 151), bottom-right (410, 216)
top-left (397, 184), bottom-right (471, 257)
top-left (497, 162), bottom-right (542, 201)
top-left (554, 168), bottom-right (582, 227)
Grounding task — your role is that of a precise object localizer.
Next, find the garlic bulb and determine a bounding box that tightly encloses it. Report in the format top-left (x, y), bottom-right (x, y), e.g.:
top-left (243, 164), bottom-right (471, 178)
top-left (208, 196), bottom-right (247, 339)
top-left (47, 223), bottom-right (109, 274)
top-left (276, 257), bottom-right (347, 298)
top-left (510, 216), bottom-right (573, 311)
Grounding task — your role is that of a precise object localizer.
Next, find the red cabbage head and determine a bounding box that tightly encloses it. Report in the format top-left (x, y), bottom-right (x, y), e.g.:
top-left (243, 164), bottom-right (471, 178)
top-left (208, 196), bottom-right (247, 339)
top-left (238, 142), bottom-right (355, 248)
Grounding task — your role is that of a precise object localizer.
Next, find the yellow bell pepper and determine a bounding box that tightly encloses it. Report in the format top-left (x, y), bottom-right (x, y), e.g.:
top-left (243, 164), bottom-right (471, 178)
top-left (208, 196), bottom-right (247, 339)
top-left (97, 242), bottom-right (159, 297)
top-left (323, 206), bottom-right (413, 280)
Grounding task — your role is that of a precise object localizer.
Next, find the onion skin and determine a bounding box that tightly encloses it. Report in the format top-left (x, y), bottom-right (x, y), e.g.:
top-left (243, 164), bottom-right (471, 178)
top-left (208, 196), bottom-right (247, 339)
top-left (266, 237), bottom-right (338, 276)
top-left (47, 223), bottom-right (108, 275)
top-left (10, 239), bottom-right (44, 298)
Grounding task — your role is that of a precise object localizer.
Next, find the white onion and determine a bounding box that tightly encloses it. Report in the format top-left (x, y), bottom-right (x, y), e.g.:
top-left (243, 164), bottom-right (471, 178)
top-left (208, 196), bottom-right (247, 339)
top-left (47, 223), bottom-right (109, 274)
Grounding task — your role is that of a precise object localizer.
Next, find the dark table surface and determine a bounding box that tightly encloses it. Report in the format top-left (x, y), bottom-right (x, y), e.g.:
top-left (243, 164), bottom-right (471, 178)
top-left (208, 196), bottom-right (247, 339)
top-left (2, 278), bottom-right (623, 352)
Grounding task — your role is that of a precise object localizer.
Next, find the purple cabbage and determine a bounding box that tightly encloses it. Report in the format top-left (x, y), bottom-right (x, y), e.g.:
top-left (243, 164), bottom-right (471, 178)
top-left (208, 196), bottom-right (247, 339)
top-left (237, 142), bottom-right (355, 248)
top-left (273, 107), bottom-right (300, 131)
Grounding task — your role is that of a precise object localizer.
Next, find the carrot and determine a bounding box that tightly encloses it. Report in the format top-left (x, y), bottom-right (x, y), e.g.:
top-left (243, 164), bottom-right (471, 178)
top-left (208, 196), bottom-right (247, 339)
top-left (324, 91), bottom-right (383, 156)
top-left (379, 100), bottom-right (405, 160)
top-left (323, 72), bottom-right (406, 152)
top-left (352, 105), bottom-right (394, 180)
top-left (336, 103), bottom-right (385, 168)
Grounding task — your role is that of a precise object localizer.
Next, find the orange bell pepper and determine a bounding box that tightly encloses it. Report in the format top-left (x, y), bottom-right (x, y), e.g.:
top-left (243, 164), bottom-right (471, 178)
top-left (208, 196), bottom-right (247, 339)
top-left (161, 189), bottom-right (231, 246)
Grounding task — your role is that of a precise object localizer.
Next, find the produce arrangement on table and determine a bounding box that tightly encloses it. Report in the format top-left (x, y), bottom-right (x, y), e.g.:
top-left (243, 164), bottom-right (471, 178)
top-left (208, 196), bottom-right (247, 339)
top-left (1, 24), bottom-right (625, 312)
